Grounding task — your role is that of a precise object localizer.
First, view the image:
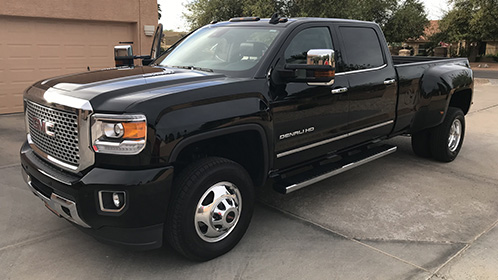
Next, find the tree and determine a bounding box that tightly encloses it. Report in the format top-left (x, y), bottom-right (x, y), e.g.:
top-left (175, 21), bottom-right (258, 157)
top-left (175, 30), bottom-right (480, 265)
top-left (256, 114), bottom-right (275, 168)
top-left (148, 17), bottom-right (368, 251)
top-left (438, 0), bottom-right (498, 42)
top-left (383, 0), bottom-right (428, 43)
top-left (183, 0), bottom-right (428, 44)
top-left (434, 0), bottom-right (498, 59)
top-left (184, 0), bottom-right (245, 30)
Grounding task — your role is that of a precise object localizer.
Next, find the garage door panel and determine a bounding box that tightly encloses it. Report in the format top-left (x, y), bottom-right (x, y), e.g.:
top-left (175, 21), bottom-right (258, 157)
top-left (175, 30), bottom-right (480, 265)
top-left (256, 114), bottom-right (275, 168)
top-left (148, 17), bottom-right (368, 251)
top-left (0, 16), bottom-right (134, 114)
top-left (36, 44), bottom-right (62, 58)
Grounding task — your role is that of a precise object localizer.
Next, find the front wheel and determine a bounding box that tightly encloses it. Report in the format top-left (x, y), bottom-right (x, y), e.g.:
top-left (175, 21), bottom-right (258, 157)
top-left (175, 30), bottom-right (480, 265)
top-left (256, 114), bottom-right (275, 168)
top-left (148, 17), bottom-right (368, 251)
top-left (166, 157), bottom-right (255, 261)
top-left (430, 107), bottom-right (465, 162)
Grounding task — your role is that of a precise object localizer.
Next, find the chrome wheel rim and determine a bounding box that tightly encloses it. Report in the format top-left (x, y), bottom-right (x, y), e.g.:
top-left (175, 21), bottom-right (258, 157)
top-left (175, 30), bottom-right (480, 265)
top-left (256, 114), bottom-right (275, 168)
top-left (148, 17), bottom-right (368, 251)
top-left (194, 181), bottom-right (242, 243)
top-left (448, 118), bottom-right (462, 152)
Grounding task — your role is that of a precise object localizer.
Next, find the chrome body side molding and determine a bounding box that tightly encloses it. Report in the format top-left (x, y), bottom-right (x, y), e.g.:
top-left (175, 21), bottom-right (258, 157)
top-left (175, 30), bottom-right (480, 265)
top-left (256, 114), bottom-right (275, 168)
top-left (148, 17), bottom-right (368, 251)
top-left (277, 120), bottom-right (394, 158)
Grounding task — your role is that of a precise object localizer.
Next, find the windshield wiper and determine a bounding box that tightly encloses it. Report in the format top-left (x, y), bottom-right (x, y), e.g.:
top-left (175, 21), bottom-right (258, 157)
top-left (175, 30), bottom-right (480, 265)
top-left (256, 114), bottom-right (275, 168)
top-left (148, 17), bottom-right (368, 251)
top-left (171, 65), bottom-right (213, 72)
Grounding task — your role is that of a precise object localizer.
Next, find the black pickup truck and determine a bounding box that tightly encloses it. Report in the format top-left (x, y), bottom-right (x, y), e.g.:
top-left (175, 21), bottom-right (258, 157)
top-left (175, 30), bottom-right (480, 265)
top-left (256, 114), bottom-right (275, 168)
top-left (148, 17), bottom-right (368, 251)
top-left (20, 17), bottom-right (473, 261)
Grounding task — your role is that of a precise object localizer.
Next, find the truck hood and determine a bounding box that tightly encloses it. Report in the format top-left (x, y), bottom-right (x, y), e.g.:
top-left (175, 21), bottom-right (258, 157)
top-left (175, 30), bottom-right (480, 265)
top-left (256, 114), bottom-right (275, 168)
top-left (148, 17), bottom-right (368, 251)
top-left (30, 66), bottom-right (230, 112)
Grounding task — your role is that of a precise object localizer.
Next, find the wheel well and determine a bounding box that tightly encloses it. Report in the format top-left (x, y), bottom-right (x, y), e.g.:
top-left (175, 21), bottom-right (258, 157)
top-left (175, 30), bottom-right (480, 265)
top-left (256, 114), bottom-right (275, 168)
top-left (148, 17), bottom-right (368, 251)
top-left (449, 89), bottom-right (472, 115)
top-left (173, 130), bottom-right (267, 187)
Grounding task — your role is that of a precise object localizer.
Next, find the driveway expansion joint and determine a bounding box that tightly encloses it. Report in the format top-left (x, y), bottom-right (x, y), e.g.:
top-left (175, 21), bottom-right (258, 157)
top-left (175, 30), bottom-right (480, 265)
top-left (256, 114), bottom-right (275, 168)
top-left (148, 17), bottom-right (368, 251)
top-left (260, 201), bottom-right (432, 273)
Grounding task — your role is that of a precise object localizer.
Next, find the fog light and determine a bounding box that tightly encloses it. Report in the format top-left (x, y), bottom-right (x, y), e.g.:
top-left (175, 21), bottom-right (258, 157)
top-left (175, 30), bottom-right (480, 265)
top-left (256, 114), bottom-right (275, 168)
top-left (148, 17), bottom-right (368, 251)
top-left (113, 192), bottom-right (121, 208)
top-left (98, 191), bottom-right (126, 213)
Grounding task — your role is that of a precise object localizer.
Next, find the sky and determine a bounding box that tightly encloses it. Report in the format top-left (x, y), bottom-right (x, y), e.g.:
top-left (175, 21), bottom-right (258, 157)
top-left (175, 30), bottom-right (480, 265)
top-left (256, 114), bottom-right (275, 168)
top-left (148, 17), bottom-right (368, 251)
top-left (158, 0), bottom-right (450, 32)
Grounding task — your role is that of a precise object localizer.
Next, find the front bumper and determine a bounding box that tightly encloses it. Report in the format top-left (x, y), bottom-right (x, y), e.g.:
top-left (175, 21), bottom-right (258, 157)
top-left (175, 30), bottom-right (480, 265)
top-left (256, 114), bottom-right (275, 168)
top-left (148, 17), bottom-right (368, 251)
top-left (20, 141), bottom-right (174, 250)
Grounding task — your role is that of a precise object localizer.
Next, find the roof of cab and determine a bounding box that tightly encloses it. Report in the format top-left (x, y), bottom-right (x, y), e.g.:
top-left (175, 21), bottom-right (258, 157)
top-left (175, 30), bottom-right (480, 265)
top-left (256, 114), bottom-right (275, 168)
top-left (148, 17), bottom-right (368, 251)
top-left (210, 17), bottom-right (374, 28)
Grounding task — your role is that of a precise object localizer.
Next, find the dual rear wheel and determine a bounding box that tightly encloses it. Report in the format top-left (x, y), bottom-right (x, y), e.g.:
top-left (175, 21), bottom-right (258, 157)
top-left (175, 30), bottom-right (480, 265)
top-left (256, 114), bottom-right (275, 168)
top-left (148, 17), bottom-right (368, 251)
top-left (411, 107), bottom-right (465, 162)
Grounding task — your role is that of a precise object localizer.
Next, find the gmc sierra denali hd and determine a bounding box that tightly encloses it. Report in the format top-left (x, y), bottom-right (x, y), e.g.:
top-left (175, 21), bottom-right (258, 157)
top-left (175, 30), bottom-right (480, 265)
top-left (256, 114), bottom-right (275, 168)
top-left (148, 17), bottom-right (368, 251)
top-left (20, 16), bottom-right (473, 261)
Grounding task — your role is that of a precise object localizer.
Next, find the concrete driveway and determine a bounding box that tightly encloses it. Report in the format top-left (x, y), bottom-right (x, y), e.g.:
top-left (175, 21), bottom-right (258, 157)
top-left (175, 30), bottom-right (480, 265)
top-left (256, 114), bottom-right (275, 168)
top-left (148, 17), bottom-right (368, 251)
top-left (1, 79), bottom-right (498, 279)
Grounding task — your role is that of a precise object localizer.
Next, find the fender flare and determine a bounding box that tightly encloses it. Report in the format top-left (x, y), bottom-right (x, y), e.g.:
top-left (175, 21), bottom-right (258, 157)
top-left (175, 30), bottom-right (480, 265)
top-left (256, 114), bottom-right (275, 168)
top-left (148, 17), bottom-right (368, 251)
top-left (168, 124), bottom-right (270, 185)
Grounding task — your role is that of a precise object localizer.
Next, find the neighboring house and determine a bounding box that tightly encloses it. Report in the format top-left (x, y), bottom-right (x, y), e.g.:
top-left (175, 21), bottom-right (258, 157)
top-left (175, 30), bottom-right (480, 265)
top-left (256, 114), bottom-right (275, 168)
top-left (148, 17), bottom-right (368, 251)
top-left (0, 0), bottom-right (157, 114)
top-left (405, 20), bottom-right (440, 55)
top-left (483, 40), bottom-right (498, 56)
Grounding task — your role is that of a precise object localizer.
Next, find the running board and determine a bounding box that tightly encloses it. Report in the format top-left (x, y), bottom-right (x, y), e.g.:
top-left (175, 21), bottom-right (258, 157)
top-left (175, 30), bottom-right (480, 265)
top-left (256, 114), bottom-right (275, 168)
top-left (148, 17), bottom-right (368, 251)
top-left (274, 145), bottom-right (397, 194)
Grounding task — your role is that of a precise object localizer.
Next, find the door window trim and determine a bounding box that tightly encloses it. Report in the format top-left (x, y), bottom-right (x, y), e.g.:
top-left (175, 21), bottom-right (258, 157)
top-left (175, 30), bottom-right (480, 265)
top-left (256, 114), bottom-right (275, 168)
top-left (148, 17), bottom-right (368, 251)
top-left (335, 64), bottom-right (387, 76)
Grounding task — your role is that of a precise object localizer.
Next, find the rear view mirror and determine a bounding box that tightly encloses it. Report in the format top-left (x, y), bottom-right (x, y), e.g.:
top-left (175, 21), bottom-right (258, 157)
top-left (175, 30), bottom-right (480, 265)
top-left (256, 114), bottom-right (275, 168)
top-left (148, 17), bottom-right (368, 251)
top-left (114, 45), bottom-right (134, 67)
top-left (278, 49), bottom-right (335, 85)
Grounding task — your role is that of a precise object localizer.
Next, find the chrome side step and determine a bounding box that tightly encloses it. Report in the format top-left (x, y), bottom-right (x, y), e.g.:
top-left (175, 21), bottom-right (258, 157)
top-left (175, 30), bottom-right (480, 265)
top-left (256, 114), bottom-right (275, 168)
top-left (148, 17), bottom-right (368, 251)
top-left (275, 145), bottom-right (397, 194)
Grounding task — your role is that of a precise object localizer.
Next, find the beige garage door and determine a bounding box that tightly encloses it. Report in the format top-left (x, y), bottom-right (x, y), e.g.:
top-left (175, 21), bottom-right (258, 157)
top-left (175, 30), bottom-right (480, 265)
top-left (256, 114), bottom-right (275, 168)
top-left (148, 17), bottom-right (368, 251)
top-left (0, 16), bottom-right (135, 114)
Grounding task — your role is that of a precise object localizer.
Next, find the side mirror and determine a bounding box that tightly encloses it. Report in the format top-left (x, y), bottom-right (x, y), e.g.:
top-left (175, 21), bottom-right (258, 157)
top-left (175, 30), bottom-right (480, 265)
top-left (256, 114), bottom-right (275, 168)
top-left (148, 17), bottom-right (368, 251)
top-left (279, 49), bottom-right (335, 85)
top-left (114, 45), bottom-right (134, 67)
top-left (113, 24), bottom-right (163, 67)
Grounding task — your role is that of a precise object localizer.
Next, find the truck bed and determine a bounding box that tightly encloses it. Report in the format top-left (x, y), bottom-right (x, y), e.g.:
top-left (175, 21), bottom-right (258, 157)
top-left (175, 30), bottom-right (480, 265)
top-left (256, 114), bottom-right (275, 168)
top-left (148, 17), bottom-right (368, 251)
top-left (391, 55), bottom-right (472, 134)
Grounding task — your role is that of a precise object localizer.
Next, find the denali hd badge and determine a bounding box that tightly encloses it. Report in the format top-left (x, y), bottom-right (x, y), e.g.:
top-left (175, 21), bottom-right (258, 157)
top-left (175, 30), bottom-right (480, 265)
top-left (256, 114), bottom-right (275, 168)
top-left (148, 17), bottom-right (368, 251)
top-left (279, 127), bottom-right (315, 140)
top-left (32, 116), bottom-right (56, 137)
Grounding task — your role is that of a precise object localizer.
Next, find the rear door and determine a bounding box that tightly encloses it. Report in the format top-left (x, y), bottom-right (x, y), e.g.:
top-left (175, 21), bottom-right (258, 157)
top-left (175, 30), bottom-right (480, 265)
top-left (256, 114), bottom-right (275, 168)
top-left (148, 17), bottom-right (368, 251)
top-left (334, 24), bottom-right (397, 142)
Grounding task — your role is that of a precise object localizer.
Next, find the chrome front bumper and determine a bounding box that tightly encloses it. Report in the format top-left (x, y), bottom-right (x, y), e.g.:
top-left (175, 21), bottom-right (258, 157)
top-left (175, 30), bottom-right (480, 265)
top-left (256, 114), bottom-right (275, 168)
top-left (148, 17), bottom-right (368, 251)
top-left (22, 168), bottom-right (90, 228)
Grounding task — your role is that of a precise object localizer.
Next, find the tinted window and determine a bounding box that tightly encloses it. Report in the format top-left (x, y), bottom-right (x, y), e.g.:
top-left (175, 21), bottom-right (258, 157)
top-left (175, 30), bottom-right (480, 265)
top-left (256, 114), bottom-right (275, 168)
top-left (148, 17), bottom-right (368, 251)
top-left (285, 27), bottom-right (333, 64)
top-left (339, 27), bottom-right (384, 71)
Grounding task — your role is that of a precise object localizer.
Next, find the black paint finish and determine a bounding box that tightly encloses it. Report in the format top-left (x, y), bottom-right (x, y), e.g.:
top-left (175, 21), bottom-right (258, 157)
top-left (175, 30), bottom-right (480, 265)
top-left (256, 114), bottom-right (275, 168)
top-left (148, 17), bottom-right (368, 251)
top-left (20, 17), bottom-right (473, 249)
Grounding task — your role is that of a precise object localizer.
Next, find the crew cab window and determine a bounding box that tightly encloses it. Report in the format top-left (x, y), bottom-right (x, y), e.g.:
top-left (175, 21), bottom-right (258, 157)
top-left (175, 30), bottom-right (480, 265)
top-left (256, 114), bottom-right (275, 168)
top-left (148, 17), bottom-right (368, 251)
top-left (284, 27), bottom-right (333, 64)
top-left (339, 27), bottom-right (384, 71)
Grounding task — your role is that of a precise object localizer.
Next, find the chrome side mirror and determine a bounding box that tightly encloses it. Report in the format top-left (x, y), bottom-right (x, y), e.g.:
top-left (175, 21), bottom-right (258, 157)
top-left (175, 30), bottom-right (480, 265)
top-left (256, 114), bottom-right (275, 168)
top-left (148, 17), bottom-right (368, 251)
top-left (278, 49), bottom-right (336, 85)
top-left (114, 45), bottom-right (134, 67)
top-left (307, 49), bottom-right (335, 67)
top-left (306, 49), bottom-right (335, 86)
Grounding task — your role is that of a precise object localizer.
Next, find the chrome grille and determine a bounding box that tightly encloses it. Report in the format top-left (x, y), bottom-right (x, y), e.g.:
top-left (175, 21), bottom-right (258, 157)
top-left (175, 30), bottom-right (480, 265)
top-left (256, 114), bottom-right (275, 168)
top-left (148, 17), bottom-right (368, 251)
top-left (26, 101), bottom-right (80, 166)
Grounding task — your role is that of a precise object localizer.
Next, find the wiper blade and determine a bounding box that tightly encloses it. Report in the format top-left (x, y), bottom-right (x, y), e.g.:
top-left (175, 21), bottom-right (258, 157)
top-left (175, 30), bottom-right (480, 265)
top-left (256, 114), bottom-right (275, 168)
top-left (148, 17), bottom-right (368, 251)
top-left (171, 65), bottom-right (213, 72)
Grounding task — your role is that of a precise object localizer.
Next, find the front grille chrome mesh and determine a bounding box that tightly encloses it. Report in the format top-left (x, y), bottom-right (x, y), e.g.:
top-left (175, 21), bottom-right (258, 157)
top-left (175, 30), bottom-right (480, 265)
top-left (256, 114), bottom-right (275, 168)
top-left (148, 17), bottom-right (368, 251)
top-left (26, 101), bottom-right (80, 166)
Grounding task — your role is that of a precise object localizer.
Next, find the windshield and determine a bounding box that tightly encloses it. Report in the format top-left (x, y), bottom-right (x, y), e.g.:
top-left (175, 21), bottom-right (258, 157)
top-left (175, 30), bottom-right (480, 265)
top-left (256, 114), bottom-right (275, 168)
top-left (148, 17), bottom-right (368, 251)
top-left (156, 26), bottom-right (280, 74)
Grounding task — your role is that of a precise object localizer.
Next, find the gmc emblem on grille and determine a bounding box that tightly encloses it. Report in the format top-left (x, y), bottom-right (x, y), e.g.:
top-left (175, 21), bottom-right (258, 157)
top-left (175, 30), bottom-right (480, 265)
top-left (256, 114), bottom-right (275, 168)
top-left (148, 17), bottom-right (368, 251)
top-left (32, 117), bottom-right (55, 137)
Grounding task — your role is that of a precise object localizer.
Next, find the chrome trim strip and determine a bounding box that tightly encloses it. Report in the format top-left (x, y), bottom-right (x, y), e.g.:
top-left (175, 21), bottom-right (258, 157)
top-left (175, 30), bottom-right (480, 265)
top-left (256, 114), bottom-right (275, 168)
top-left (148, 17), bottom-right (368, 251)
top-left (277, 120), bottom-right (394, 158)
top-left (22, 169), bottom-right (91, 228)
top-left (335, 64), bottom-right (387, 76)
top-left (47, 155), bottom-right (78, 171)
top-left (285, 146), bottom-right (397, 194)
top-left (27, 134), bottom-right (79, 171)
top-left (308, 79), bottom-right (335, 86)
top-left (43, 88), bottom-right (92, 111)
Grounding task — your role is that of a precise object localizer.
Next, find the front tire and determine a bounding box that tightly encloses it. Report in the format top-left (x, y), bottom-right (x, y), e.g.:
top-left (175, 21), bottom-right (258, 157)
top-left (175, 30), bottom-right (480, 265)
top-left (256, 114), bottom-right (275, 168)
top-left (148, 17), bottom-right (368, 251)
top-left (430, 107), bottom-right (465, 162)
top-left (166, 157), bottom-right (255, 261)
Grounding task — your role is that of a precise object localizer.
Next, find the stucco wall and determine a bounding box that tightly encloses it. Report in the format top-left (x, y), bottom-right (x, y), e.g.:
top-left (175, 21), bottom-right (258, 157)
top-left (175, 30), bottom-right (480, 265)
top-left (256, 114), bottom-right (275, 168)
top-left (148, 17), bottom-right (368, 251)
top-left (0, 0), bottom-right (157, 114)
top-left (0, 0), bottom-right (156, 54)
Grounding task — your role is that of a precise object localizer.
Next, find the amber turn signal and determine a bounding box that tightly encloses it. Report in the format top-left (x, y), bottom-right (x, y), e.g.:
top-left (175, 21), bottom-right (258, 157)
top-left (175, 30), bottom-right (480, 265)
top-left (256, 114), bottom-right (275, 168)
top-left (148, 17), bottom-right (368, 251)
top-left (314, 70), bottom-right (335, 78)
top-left (122, 122), bottom-right (146, 139)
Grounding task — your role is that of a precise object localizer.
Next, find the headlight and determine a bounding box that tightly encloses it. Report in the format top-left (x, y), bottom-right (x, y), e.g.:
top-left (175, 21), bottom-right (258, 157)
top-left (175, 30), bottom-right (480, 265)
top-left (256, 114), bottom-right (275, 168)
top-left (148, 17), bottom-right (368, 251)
top-left (91, 114), bottom-right (147, 155)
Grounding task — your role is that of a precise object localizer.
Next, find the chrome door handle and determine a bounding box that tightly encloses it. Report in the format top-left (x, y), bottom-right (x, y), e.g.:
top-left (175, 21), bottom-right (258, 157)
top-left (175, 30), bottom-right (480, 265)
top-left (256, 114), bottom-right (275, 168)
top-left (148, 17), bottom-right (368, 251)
top-left (384, 79), bottom-right (396, 85)
top-left (331, 87), bottom-right (348, 94)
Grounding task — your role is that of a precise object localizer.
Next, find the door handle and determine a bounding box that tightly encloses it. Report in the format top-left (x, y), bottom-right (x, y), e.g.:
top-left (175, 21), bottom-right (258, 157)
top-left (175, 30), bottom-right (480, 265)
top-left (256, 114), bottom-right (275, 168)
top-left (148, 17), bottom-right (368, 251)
top-left (331, 87), bottom-right (348, 94)
top-left (384, 79), bottom-right (396, 85)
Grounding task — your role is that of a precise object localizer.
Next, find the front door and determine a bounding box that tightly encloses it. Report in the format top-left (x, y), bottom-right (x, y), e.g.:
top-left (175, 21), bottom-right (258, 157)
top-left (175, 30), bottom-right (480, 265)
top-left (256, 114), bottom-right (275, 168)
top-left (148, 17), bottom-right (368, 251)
top-left (270, 25), bottom-right (350, 170)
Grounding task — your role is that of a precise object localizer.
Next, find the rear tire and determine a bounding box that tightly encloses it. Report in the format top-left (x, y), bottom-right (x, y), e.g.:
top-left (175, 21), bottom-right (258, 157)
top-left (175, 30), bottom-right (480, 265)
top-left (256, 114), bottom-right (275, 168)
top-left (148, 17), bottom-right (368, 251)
top-left (411, 129), bottom-right (432, 158)
top-left (430, 107), bottom-right (465, 162)
top-left (166, 157), bottom-right (255, 261)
